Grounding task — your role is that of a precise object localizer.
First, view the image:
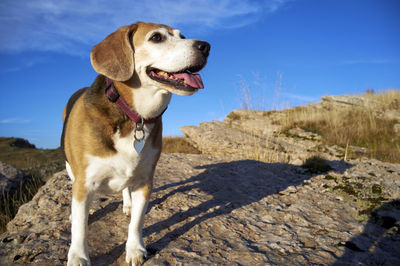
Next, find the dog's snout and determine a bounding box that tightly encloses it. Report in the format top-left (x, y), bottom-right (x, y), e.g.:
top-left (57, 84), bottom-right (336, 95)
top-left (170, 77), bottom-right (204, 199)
top-left (194, 41), bottom-right (210, 57)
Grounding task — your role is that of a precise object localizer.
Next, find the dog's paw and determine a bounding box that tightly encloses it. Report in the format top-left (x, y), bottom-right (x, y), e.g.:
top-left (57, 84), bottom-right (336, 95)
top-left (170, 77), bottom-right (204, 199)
top-left (125, 245), bottom-right (147, 266)
top-left (68, 251), bottom-right (90, 266)
top-left (123, 204), bottom-right (131, 216)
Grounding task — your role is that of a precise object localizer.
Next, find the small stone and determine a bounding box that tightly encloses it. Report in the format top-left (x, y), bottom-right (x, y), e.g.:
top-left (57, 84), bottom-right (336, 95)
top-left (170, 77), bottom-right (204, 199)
top-left (291, 159), bottom-right (303, 165)
top-left (279, 186), bottom-right (297, 195)
top-left (181, 206), bottom-right (190, 211)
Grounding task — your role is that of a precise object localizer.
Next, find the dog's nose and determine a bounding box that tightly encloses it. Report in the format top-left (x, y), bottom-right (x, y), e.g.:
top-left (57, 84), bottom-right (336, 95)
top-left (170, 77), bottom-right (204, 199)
top-left (194, 41), bottom-right (210, 57)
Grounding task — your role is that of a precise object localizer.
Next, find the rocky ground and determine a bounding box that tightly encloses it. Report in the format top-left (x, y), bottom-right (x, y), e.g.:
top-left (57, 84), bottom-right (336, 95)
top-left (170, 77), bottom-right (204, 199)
top-left (0, 152), bottom-right (399, 265)
top-left (1, 94), bottom-right (399, 265)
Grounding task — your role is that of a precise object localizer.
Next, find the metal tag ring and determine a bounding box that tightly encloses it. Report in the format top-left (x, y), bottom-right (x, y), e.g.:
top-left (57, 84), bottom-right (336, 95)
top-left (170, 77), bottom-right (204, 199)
top-left (134, 128), bottom-right (145, 142)
top-left (134, 118), bottom-right (145, 142)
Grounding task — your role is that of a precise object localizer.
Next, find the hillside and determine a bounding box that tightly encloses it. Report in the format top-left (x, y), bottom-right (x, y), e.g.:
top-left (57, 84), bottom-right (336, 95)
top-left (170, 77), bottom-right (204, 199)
top-left (182, 91), bottom-right (400, 164)
top-left (0, 137), bottom-right (65, 181)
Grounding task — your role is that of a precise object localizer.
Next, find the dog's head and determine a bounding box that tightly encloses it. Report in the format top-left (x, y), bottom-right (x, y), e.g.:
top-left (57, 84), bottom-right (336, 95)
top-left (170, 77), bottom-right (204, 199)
top-left (90, 22), bottom-right (210, 96)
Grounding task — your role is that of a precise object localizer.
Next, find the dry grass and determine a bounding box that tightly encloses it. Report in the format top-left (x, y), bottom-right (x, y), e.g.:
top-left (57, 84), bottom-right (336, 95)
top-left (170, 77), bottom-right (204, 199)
top-left (162, 136), bottom-right (201, 154)
top-left (0, 175), bottom-right (44, 233)
top-left (281, 90), bottom-right (400, 163)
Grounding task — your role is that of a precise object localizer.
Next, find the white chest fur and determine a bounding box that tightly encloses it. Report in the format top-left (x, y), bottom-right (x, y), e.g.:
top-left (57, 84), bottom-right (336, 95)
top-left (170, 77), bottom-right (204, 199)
top-left (85, 123), bottom-right (159, 193)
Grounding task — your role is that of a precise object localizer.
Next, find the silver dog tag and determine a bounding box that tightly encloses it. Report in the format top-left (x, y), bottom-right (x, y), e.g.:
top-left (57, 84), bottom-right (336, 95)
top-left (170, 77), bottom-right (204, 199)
top-left (134, 139), bottom-right (145, 154)
top-left (134, 119), bottom-right (145, 154)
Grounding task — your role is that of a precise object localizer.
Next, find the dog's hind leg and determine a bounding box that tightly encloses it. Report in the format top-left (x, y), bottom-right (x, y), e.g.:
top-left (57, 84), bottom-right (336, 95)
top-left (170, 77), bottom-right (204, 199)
top-left (122, 186), bottom-right (132, 216)
top-left (125, 182), bottom-right (152, 265)
top-left (68, 184), bottom-right (92, 266)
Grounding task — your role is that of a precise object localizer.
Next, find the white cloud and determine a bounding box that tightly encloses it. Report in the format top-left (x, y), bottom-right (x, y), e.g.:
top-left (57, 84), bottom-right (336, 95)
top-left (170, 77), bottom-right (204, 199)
top-left (281, 92), bottom-right (318, 102)
top-left (339, 59), bottom-right (394, 65)
top-left (0, 56), bottom-right (44, 73)
top-left (0, 0), bottom-right (289, 55)
top-left (282, 58), bottom-right (395, 68)
top-left (0, 118), bottom-right (31, 124)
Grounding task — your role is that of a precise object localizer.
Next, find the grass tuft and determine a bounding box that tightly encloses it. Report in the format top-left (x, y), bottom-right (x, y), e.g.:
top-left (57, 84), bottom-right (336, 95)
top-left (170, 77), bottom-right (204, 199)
top-left (302, 156), bottom-right (332, 173)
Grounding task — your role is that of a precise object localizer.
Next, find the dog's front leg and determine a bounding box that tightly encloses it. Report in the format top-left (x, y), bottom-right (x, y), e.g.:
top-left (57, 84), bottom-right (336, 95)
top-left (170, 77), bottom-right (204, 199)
top-left (125, 182), bottom-right (152, 265)
top-left (68, 185), bottom-right (91, 266)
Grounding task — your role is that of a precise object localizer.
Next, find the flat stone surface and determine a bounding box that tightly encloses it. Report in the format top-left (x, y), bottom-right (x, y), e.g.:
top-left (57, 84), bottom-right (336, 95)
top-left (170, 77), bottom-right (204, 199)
top-left (1, 153), bottom-right (399, 265)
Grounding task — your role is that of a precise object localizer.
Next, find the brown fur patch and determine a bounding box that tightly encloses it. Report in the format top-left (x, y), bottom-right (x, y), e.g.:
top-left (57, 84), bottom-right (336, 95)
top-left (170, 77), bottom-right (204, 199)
top-left (113, 81), bottom-right (134, 107)
top-left (64, 76), bottom-right (129, 201)
top-left (90, 24), bottom-right (138, 81)
top-left (72, 177), bottom-right (88, 202)
top-left (61, 88), bottom-right (87, 160)
top-left (133, 22), bottom-right (174, 48)
top-left (141, 181), bottom-right (153, 199)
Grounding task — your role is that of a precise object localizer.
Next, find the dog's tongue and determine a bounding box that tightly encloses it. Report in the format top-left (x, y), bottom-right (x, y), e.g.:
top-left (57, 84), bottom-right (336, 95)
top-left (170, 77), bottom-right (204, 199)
top-left (174, 72), bottom-right (204, 89)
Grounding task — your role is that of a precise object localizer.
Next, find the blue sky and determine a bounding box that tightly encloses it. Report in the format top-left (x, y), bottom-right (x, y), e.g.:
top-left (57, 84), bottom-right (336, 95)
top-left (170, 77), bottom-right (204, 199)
top-left (0, 0), bottom-right (399, 149)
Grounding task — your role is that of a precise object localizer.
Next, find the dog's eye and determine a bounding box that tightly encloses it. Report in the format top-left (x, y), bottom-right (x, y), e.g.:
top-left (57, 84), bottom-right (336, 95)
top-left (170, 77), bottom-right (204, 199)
top-left (150, 33), bottom-right (163, 42)
top-left (179, 34), bottom-right (186, 39)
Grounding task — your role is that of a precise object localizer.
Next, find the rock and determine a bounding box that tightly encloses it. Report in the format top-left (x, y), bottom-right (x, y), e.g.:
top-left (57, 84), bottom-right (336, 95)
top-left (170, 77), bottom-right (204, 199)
top-left (224, 109), bottom-right (281, 136)
top-left (321, 95), bottom-right (378, 108)
top-left (383, 110), bottom-right (400, 121)
top-left (1, 153), bottom-right (399, 265)
top-left (287, 127), bottom-right (322, 141)
top-left (0, 161), bottom-right (30, 199)
top-left (336, 196), bottom-right (343, 201)
top-left (278, 185), bottom-right (297, 195)
top-left (2, 90), bottom-right (400, 264)
top-left (181, 121), bottom-right (258, 157)
top-left (10, 138), bottom-right (36, 149)
top-left (350, 145), bottom-right (368, 155)
top-left (182, 111), bottom-right (333, 164)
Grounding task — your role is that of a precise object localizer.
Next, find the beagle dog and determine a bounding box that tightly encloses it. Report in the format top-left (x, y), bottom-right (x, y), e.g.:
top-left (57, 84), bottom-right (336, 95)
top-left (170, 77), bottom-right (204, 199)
top-left (61, 22), bottom-right (210, 265)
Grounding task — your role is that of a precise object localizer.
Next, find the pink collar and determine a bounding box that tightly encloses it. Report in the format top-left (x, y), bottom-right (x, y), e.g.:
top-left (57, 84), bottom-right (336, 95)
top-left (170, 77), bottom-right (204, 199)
top-left (105, 78), bottom-right (166, 124)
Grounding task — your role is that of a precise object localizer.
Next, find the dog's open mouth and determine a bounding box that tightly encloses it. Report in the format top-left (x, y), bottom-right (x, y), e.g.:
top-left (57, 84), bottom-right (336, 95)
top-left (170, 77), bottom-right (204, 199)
top-left (147, 67), bottom-right (204, 91)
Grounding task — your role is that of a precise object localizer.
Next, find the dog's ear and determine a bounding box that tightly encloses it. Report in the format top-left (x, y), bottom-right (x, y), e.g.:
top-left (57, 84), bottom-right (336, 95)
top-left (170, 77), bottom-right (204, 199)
top-left (90, 24), bottom-right (138, 81)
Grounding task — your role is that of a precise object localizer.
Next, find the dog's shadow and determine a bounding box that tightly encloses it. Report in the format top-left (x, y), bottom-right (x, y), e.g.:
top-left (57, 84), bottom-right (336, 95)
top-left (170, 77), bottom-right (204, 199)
top-left (333, 199), bottom-right (400, 265)
top-left (92, 158), bottom-right (352, 264)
